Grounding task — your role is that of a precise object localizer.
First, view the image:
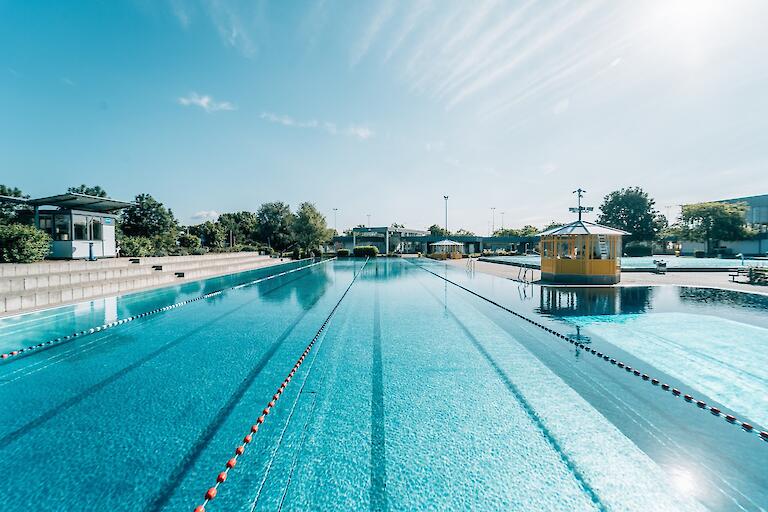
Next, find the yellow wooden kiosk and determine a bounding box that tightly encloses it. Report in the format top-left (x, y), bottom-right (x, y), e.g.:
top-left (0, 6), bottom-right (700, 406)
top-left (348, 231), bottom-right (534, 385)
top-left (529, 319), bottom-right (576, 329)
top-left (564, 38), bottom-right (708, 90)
top-left (538, 189), bottom-right (629, 285)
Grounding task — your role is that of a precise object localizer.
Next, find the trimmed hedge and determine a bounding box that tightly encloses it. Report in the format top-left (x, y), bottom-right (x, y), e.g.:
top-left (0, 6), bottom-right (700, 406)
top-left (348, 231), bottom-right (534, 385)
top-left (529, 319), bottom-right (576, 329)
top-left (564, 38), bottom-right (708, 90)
top-left (336, 248), bottom-right (350, 257)
top-left (0, 224), bottom-right (51, 263)
top-left (624, 245), bottom-right (652, 257)
top-left (353, 245), bottom-right (379, 257)
top-left (120, 236), bottom-right (153, 257)
top-left (694, 250), bottom-right (706, 258)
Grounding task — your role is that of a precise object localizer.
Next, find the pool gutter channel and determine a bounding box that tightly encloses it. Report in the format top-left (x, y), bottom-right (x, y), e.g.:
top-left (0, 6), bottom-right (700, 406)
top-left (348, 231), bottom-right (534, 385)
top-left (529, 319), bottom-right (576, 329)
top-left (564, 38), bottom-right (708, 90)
top-left (0, 258), bottom-right (334, 364)
top-left (194, 257), bottom-right (370, 512)
top-left (410, 261), bottom-right (768, 444)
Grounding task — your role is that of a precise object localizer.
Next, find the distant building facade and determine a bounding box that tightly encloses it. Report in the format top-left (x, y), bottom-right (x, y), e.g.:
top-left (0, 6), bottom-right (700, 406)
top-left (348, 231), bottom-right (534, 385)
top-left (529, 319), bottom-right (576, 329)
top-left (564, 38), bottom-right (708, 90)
top-left (332, 226), bottom-right (538, 255)
top-left (679, 193), bottom-right (768, 256)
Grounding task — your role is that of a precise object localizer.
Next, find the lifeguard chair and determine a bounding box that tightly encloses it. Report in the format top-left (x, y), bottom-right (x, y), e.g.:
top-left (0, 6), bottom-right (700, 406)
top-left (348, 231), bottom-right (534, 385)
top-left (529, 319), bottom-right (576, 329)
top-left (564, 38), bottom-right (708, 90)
top-left (538, 189), bottom-right (629, 284)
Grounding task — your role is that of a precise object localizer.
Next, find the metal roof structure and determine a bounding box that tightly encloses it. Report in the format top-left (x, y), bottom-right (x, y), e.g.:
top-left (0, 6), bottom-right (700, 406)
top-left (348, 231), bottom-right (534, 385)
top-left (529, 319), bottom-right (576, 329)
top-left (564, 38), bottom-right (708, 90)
top-left (429, 239), bottom-right (465, 246)
top-left (25, 193), bottom-right (134, 213)
top-left (537, 220), bottom-right (630, 237)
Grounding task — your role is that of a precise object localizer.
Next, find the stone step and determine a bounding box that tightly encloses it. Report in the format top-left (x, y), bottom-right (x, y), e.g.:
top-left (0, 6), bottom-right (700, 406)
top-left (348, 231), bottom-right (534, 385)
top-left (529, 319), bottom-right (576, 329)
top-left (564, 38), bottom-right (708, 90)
top-left (0, 254), bottom-right (284, 316)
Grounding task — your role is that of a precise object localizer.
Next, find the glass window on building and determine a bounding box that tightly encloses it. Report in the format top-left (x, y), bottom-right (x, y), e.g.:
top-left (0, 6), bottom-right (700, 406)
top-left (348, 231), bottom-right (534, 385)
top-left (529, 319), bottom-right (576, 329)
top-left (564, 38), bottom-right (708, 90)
top-left (38, 214), bottom-right (53, 235)
top-left (73, 215), bottom-right (88, 240)
top-left (54, 215), bottom-right (71, 241)
top-left (90, 217), bottom-right (103, 240)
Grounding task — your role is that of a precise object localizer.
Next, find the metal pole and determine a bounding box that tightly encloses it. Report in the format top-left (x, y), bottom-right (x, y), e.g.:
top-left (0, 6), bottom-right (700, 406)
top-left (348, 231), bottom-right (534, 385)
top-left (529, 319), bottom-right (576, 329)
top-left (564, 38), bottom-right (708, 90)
top-left (491, 207), bottom-right (496, 234)
top-left (367, 214), bottom-right (371, 227)
top-left (501, 211), bottom-right (505, 230)
top-left (443, 195), bottom-right (449, 235)
top-left (333, 208), bottom-right (338, 234)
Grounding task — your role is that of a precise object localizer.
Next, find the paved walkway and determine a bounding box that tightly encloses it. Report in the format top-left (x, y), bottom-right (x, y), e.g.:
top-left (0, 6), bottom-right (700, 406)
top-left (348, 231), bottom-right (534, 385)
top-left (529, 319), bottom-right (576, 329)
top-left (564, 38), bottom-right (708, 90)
top-left (449, 259), bottom-right (768, 296)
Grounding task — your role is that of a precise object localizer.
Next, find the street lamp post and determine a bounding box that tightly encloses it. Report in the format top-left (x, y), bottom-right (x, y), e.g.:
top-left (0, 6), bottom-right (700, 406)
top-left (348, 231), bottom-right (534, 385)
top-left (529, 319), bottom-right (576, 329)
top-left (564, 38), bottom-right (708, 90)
top-left (501, 211), bottom-right (505, 230)
top-left (443, 195), bottom-right (449, 235)
top-left (367, 213), bottom-right (371, 228)
top-left (332, 208), bottom-right (338, 234)
top-left (491, 207), bottom-right (496, 235)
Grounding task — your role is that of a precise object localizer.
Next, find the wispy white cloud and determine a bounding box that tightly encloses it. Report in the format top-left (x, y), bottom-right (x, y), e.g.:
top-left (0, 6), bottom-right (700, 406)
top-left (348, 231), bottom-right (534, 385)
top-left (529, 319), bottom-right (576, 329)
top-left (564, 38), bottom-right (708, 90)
top-left (350, 1), bottom-right (396, 66)
top-left (191, 210), bottom-right (220, 221)
top-left (260, 112), bottom-right (374, 141)
top-left (167, 0), bottom-right (264, 56)
top-left (178, 92), bottom-right (236, 112)
top-left (61, 77), bottom-right (76, 87)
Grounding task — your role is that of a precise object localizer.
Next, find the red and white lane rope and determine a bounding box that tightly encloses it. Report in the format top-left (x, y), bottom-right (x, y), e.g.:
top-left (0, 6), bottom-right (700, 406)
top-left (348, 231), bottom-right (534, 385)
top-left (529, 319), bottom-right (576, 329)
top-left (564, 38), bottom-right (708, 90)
top-left (0, 259), bottom-right (332, 363)
top-left (193, 257), bottom-right (369, 512)
top-left (414, 262), bottom-right (768, 444)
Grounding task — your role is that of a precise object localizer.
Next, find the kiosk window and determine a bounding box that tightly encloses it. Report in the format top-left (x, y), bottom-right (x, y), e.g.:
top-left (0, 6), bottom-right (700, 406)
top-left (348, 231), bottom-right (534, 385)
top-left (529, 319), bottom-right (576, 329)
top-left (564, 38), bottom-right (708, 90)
top-left (73, 215), bottom-right (88, 240)
top-left (54, 215), bottom-right (71, 241)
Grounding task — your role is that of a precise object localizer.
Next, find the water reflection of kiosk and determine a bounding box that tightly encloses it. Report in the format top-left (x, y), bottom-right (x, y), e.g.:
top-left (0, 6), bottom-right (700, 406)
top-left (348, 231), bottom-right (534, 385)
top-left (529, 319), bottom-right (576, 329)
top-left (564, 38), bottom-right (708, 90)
top-left (538, 189), bottom-right (629, 285)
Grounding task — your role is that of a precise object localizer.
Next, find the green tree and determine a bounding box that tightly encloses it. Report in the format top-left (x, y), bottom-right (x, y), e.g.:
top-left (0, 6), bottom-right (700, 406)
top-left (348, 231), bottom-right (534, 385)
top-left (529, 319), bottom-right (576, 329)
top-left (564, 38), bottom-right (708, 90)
top-left (493, 225), bottom-right (538, 237)
top-left (428, 224), bottom-right (448, 236)
top-left (679, 202), bottom-right (751, 254)
top-left (256, 201), bottom-right (293, 251)
top-left (597, 187), bottom-right (664, 242)
top-left (541, 221), bottom-right (564, 232)
top-left (292, 202), bottom-right (329, 252)
top-left (0, 185), bottom-right (30, 224)
top-left (120, 194), bottom-right (178, 238)
top-left (68, 184), bottom-right (108, 197)
top-left (190, 221), bottom-right (226, 248)
top-left (218, 211), bottom-right (259, 245)
top-left (454, 228), bottom-right (475, 236)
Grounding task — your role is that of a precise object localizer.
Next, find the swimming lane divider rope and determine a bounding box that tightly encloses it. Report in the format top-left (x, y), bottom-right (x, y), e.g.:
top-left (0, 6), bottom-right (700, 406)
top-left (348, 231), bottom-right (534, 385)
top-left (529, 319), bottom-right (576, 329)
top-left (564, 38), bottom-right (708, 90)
top-left (411, 261), bottom-right (768, 444)
top-left (0, 258), bottom-right (334, 363)
top-left (193, 257), bottom-right (369, 512)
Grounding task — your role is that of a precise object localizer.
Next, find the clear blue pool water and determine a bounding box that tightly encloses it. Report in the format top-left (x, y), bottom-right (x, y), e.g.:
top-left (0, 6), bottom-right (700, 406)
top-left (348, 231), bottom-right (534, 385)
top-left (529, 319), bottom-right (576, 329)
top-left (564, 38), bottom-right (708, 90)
top-left (484, 254), bottom-right (768, 270)
top-left (0, 258), bottom-right (766, 511)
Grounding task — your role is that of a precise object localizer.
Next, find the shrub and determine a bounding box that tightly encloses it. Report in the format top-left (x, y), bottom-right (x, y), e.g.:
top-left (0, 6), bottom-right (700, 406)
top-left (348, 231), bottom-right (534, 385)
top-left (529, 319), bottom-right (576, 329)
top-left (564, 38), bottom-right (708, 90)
top-left (120, 236), bottom-right (153, 257)
top-left (190, 247), bottom-right (208, 255)
top-left (353, 245), bottom-right (379, 257)
top-left (311, 248), bottom-right (322, 258)
top-left (178, 232), bottom-right (202, 249)
top-left (694, 250), bottom-right (706, 258)
top-left (0, 224), bottom-right (51, 263)
top-left (624, 245), bottom-right (652, 257)
top-left (292, 247), bottom-right (301, 260)
top-left (240, 245), bottom-right (260, 252)
top-left (336, 248), bottom-right (350, 257)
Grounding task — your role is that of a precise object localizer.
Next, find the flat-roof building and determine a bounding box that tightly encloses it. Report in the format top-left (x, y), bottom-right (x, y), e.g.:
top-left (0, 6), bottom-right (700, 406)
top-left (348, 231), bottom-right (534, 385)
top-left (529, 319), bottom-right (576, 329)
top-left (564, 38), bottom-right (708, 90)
top-left (332, 226), bottom-right (538, 255)
top-left (1, 192), bottom-right (133, 259)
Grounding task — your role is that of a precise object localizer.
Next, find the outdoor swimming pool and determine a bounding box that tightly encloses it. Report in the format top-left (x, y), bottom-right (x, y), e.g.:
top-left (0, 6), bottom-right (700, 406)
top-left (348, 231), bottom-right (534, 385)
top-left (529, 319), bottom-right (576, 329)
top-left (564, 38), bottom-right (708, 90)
top-left (484, 254), bottom-right (768, 270)
top-left (0, 258), bottom-right (765, 511)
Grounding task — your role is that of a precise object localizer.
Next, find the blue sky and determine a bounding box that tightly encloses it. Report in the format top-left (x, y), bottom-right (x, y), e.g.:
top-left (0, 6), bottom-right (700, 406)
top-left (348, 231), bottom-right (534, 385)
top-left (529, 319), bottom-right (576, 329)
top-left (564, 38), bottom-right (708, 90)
top-left (2, 0), bottom-right (767, 234)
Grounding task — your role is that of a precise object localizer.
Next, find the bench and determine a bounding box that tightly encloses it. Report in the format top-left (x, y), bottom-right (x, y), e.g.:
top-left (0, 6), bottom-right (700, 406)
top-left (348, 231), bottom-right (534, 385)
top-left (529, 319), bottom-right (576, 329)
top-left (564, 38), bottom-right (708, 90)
top-left (729, 268), bottom-right (749, 282)
top-left (749, 267), bottom-right (768, 285)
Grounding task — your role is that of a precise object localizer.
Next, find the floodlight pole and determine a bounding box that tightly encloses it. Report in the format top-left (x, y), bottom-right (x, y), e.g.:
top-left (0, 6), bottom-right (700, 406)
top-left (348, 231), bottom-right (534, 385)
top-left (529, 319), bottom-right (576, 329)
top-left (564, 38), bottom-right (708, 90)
top-left (501, 211), bottom-right (505, 230)
top-left (367, 213), bottom-right (371, 228)
top-left (332, 208), bottom-right (338, 233)
top-left (443, 195), bottom-right (449, 235)
top-left (491, 207), bottom-right (496, 234)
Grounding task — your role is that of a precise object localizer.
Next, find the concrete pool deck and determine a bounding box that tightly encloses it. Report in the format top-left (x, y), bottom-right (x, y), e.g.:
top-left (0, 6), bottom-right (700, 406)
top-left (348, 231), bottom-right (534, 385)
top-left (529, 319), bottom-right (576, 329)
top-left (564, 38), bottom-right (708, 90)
top-left (450, 258), bottom-right (768, 295)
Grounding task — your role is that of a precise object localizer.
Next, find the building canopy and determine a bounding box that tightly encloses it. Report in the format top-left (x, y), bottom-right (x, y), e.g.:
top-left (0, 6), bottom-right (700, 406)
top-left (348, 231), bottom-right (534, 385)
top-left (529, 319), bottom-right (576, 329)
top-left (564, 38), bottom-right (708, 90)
top-left (538, 220), bottom-right (630, 237)
top-left (26, 193), bottom-right (134, 213)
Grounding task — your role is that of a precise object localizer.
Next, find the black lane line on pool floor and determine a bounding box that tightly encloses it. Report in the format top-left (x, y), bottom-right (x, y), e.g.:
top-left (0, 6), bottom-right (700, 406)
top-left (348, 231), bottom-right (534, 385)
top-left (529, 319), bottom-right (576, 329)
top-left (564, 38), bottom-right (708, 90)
top-left (0, 269), bottom-right (318, 448)
top-left (416, 276), bottom-right (607, 511)
top-left (410, 261), bottom-right (768, 443)
top-left (143, 283), bottom-right (330, 512)
top-left (0, 258), bottom-right (331, 364)
top-left (195, 258), bottom-right (370, 512)
top-left (370, 284), bottom-right (388, 512)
